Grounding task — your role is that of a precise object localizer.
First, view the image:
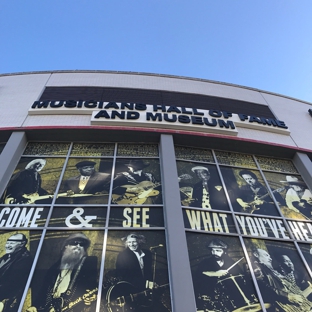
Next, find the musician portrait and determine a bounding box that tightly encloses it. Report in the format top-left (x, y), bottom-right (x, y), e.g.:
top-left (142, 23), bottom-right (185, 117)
top-left (189, 235), bottom-right (259, 312)
top-left (277, 254), bottom-right (309, 292)
top-left (26, 232), bottom-right (99, 312)
top-left (280, 176), bottom-right (312, 219)
top-left (112, 159), bottom-right (162, 205)
top-left (103, 231), bottom-right (171, 312)
top-left (56, 159), bottom-right (112, 204)
top-left (177, 162), bottom-right (229, 210)
top-left (250, 240), bottom-right (312, 311)
top-left (235, 169), bottom-right (284, 216)
top-left (64, 161), bottom-right (110, 195)
top-left (0, 233), bottom-right (33, 312)
top-left (2, 159), bottom-right (48, 205)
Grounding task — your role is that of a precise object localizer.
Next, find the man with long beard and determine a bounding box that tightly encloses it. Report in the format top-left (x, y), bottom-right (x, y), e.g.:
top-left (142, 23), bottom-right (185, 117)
top-left (27, 233), bottom-right (97, 312)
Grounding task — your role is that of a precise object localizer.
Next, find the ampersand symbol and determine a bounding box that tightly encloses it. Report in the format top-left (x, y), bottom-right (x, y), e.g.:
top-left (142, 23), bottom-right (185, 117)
top-left (65, 208), bottom-right (97, 228)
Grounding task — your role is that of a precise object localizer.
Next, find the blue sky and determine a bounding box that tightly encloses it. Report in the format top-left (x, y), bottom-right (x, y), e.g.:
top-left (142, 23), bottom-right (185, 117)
top-left (1, 1), bottom-right (312, 103)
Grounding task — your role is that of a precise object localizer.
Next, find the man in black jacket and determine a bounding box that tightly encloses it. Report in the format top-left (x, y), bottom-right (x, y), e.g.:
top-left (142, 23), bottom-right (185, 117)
top-left (116, 233), bottom-right (153, 291)
top-left (64, 161), bottom-right (110, 195)
top-left (191, 166), bottom-right (228, 210)
top-left (3, 159), bottom-right (48, 204)
top-left (27, 233), bottom-right (98, 312)
top-left (0, 233), bottom-right (33, 312)
top-left (112, 233), bottom-right (169, 312)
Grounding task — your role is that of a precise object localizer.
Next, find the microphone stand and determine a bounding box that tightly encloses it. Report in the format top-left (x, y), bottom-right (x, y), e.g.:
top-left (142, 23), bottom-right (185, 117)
top-left (151, 249), bottom-right (157, 287)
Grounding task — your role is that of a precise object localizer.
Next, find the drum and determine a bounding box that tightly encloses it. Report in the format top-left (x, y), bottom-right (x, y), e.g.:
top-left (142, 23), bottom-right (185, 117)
top-left (214, 274), bottom-right (259, 311)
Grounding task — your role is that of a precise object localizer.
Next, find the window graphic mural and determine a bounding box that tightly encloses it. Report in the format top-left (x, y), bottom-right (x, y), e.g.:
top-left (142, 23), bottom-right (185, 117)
top-left (0, 142), bottom-right (312, 311)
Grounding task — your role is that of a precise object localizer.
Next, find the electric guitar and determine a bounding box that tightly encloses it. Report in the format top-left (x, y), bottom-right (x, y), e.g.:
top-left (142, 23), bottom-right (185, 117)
top-left (4, 192), bottom-right (96, 205)
top-left (112, 181), bottom-right (161, 205)
top-left (105, 282), bottom-right (168, 312)
top-left (36, 288), bottom-right (98, 312)
top-left (237, 187), bottom-right (284, 214)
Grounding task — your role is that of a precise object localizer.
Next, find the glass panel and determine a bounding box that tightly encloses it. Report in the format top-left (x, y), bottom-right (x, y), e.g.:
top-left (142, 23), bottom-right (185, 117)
top-left (0, 230), bottom-right (41, 311)
top-left (220, 167), bottom-right (280, 216)
top-left (117, 144), bottom-right (159, 157)
top-left (264, 172), bottom-right (312, 220)
top-left (71, 143), bottom-right (115, 156)
top-left (177, 161), bottom-right (229, 210)
top-left (245, 238), bottom-right (312, 311)
top-left (49, 207), bottom-right (107, 228)
top-left (186, 233), bottom-right (260, 312)
top-left (236, 214), bottom-right (290, 239)
top-left (175, 146), bottom-right (214, 162)
top-left (109, 206), bottom-right (164, 228)
top-left (103, 230), bottom-right (171, 311)
top-left (183, 209), bottom-right (236, 233)
top-left (23, 230), bottom-right (103, 312)
top-left (1, 157), bottom-right (65, 205)
top-left (112, 159), bottom-right (162, 205)
top-left (287, 220), bottom-right (312, 242)
top-left (298, 243), bottom-right (312, 270)
top-left (56, 158), bottom-right (112, 204)
top-left (24, 143), bottom-right (70, 156)
top-left (256, 156), bottom-right (298, 174)
top-left (215, 150), bottom-right (257, 168)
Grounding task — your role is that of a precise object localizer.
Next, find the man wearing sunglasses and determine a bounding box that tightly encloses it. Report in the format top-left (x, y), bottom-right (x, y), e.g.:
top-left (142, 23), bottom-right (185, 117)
top-left (27, 233), bottom-right (97, 312)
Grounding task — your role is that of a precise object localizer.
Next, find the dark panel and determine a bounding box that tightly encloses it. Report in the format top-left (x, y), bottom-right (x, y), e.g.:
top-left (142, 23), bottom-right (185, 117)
top-left (39, 87), bottom-right (276, 118)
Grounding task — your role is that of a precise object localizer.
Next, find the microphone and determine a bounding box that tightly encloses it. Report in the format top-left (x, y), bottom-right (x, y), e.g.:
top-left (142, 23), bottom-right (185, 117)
top-left (150, 244), bottom-right (164, 251)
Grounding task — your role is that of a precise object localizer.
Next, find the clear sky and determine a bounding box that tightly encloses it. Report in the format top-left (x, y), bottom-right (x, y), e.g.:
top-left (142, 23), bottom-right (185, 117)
top-left (1, 1), bottom-right (312, 103)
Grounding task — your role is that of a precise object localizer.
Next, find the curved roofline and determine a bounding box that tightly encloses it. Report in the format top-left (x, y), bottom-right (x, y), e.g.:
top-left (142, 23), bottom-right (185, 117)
top-left (1, 69), bottom-right (311, 105)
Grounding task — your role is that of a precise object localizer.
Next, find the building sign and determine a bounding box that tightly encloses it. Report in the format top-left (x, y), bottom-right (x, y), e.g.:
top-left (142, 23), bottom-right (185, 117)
top-left (29, 101), bottom-right (290, 136)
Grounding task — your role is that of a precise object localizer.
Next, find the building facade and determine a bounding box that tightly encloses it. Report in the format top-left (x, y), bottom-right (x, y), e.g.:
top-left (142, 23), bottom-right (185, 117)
top-left (0, 71), bottom-right (312, 312)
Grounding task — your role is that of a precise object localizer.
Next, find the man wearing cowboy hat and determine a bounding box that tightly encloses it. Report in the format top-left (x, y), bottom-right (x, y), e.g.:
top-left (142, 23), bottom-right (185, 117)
top-left (2, 159), bottom-right (48, 204)
top-left (281, 176), bottom-right (312, 217)
top-left (64, 160), bottom-right (110, 195)
top-left (190, 166), bottom-right (227, 210)
top-left (27, 233), bottom-right (97, 312)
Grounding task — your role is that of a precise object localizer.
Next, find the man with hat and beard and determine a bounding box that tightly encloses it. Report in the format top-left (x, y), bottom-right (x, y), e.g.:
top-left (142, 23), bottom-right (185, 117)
top-left (112, 160), bottom-right (160, 204)
top-left (194, 239), bottom-right (248, 311)
top-left (27, 233), bottom-right (97, 312)
top-left (64, 160), bottom-right (110, 195)
top-left (280, 176), bottom-right (312, 218)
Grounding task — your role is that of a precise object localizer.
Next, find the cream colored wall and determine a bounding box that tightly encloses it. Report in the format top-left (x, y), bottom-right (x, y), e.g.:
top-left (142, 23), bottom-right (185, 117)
top-left (0, 71), bottom-right (311, 151)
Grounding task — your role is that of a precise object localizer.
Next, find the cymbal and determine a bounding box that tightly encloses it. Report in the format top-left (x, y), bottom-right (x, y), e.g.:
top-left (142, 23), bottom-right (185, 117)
top-left (233, 303), bottom-right (270, 312)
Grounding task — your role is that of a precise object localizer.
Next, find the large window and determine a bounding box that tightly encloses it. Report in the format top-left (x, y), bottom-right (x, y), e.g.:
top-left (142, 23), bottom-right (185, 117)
top-left (0, 142), bottom-right (171, 312)
top-left (1, 141), bottom-right (312, 311)
top-left (177, 146), bottom-right (312, 312)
